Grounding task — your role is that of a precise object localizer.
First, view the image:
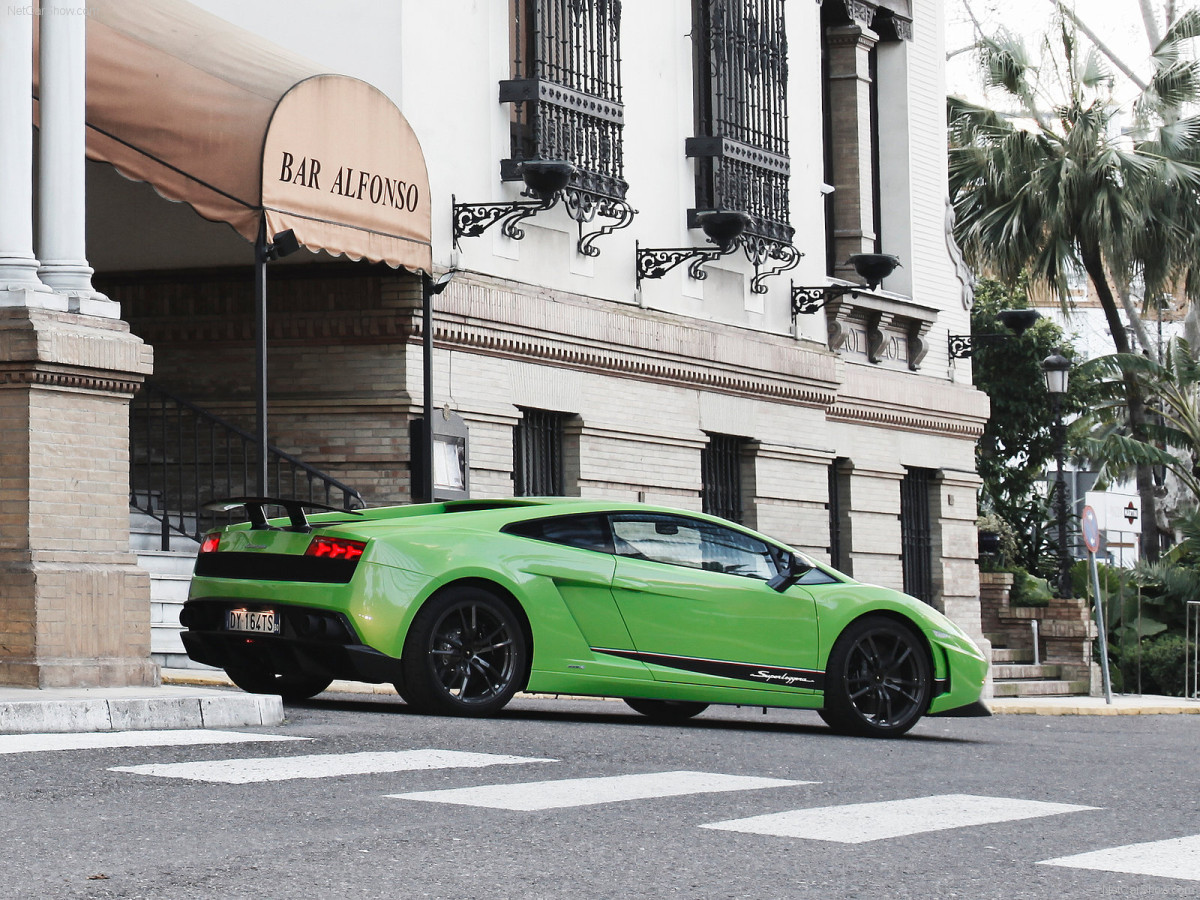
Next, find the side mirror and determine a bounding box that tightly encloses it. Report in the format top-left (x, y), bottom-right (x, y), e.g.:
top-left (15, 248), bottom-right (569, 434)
top-left (767, 553), bottom-right (813, 593)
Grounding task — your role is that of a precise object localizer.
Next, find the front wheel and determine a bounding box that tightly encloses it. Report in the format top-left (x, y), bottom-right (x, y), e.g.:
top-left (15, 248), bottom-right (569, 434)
top-left (820, 615), bottom-right (931, 738)
top-left (224, 665), bottom-right (332, 702)
top-left (400, 585), bottom-right (526, 717)
top-left (623, 698), bottom-right (709, 722)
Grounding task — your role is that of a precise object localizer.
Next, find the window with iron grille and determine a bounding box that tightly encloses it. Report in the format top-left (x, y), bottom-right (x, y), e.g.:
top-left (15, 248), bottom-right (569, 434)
top-left (502, 0), bottom-right (628, 206)
top-left (688, 0), bottom-right (792, 245)
top-left (900, 467), bottom-right (934, 604)
top-left (701, 433), bottom-right (745, 524)
top-left (514, 408), bottom-right (567, 497)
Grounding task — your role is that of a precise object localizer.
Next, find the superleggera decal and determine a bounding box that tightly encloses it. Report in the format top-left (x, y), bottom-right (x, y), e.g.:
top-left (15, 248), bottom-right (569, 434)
top-left (593, 647), bottom-right (825, 691)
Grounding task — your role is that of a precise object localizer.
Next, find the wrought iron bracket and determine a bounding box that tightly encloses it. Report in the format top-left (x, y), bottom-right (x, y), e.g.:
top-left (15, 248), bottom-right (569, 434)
top-left (790, 283), bottom-right (859, 316)
top-left (744, 238), bottom-right (802, 294)
top-left (635, 241), bottom-right (729, 287)
top-left (947, 333), bottom-right (1012, 359)
top-left (563, 188), bottom-right (638, 258)
top-left (452, 193), bottom-right (559, 248)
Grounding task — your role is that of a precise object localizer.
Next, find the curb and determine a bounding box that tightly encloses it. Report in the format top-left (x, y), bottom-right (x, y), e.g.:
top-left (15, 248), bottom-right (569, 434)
top-left (0, 685), bottom-right (283, 735)
top-left (988, 698), bottom-right (1200, 716)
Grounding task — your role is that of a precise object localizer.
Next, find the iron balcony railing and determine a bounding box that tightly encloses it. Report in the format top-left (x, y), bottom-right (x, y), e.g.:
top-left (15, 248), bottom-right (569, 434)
top-left (130, 382), bottom-right (365, 550)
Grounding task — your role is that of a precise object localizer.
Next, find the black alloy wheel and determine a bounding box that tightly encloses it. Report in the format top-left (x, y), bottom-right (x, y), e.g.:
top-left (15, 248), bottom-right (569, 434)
top-left (401, 585), bottom-right (526, 716)
top-left (623, 698), bottom-right (710, 722)
top-left (224, 665), bottom-right (333, 702)
top-left (820, 614), bottom-right (932, 738)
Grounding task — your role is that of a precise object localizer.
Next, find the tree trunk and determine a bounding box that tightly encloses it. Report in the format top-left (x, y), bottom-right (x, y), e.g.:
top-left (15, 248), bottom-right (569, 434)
top-left (1081, 244), bottom-right (1162, 562)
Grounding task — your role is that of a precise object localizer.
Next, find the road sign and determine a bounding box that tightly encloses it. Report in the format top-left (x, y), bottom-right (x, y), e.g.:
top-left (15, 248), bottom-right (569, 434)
top-left (1081, 505), bottom-right (1101, 554)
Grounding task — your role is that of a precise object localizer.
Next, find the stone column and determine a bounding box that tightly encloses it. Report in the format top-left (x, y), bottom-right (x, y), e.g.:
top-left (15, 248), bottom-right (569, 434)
top-left (824, 22), bottom-right (879, 282)
top-left (0, 7), bottom-right (60, 307)
top-left (38, 1), bottom-right (117, 317)
top-left (0, 6), bottom-right (157, 688)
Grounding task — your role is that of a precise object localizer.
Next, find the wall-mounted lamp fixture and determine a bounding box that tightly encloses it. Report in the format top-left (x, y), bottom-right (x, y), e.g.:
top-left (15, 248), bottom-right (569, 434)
top-left (948, 308), bottom-right (1041, 359)
top-left (790, 253), bottom-right (902, 315)
top-left (635, 210), bottom-right (752, 286)
top-left (452, 159), bottom-right (577, 248)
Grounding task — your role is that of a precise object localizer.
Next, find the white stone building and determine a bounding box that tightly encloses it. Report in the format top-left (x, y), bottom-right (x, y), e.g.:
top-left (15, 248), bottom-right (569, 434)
top-left (0, 0), bottom-right (992, 687)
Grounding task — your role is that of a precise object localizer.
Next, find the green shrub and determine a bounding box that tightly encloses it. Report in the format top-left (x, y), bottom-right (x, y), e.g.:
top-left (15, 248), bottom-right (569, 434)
top-left (1112, 634), bottom-right (1195, 697)
top-left (1008, 566), bottom-right (1053, 607)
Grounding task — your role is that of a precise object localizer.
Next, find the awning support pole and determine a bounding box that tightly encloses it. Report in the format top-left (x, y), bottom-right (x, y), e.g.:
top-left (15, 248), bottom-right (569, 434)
top-left (254, 220), bottom-right (268, 497)
top-left (421, 273), bottom-right (435, 503)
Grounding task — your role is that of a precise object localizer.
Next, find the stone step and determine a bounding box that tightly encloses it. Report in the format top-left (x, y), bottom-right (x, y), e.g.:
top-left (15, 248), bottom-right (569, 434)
top-left (150, 575), bottom-right (191, 604)
top-left (992, 663), bottom-right (1062, 680)
top-left (130, 508), bottom-right (201, 553)
top-left (137, 550), bottom-right (197, 578)
top-left (991, 648), bottom-right (1033, 664)
top-left (991, 679), bottom-right (1091, 698)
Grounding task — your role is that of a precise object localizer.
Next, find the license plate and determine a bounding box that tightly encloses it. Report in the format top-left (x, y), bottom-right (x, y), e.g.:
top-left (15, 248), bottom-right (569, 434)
top-left (225, 608), bottom-right (281, 634)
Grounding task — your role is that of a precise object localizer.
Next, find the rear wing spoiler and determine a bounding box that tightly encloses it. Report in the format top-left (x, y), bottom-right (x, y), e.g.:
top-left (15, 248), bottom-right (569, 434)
top-left (203, 497), bottom-right (364, 533)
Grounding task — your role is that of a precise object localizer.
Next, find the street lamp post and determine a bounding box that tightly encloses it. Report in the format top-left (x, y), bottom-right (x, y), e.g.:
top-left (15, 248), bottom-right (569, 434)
top-left (1042, 349), bottom-right (1072, 598)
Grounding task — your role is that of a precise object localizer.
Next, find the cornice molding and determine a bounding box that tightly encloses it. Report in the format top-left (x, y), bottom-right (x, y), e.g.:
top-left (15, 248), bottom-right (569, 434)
top-left (0, 365), bottom-right (144, 396)
top-left (828, 399), bottom-right (986, 439)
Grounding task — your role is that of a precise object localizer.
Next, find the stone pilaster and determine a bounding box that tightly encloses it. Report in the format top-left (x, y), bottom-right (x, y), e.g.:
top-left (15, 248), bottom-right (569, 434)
top-left (824, 22), bottom-right (879, 281)
top-left (0, 307), bottom-right (156, 687)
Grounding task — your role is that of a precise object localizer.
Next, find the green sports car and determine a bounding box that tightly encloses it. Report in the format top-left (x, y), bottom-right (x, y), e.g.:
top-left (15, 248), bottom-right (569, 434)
top-left (180, 497), bottom-right (989, 737)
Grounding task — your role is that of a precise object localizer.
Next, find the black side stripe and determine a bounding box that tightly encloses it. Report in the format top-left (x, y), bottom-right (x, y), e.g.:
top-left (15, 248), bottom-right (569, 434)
top-left (593, 647), bottom-right (825, 691)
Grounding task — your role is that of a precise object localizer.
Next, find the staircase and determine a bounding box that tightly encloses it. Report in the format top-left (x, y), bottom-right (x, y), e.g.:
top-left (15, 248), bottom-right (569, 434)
top-left (989, 642), bottom-right (1091, 698)
top-left (131, 507), bottom-right (211, 670)
top-left (980, 572), bottom-right (1097, 699)
top-left (128, 383), bottom-right (367, 671)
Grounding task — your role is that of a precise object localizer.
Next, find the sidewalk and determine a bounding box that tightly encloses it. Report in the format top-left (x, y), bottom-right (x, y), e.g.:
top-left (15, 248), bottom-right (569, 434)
top-left (4, 669), bottom-right (1196, 735)
top-left (987, 694), bottom-right (1200, 715)
top-left (162, 669), bottom-right (1200, 717)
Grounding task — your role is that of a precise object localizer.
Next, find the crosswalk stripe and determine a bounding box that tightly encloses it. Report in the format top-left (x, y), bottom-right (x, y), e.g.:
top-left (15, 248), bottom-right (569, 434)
top-left (111, 748), bottom-right (555, 784)
top-left (389, 770), bottom-right (810, 811)
top-left (0, 729), bottom-right (305, 755)
top-left (701, 793), bottom-right (1099, 843)
top-left (1040, 835), bottom-right (1200, 881)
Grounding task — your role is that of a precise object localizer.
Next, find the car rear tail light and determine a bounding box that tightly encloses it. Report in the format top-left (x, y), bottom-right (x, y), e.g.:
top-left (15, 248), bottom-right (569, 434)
top-left (200, 533), bottom-right (221, 554)
top-left (305, 536), bottom-right (366, 562)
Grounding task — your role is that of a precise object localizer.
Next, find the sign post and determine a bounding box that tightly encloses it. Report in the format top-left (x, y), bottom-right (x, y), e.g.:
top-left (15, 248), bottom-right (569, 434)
top-left (1081, 505), bottom-right (1113, 703)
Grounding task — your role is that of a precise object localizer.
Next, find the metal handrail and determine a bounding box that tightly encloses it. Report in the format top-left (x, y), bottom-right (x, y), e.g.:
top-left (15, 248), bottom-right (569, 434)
top-left (130, 382), bottom-right (365, 550)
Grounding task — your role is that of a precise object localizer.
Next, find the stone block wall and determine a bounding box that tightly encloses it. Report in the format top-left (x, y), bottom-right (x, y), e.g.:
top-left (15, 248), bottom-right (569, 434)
top-left (0, 308), bottom-right (157, 687)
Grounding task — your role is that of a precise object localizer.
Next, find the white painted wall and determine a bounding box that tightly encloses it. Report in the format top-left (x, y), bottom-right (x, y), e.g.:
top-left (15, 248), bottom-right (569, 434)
top-left (91, 1), bottom-right (966, 390)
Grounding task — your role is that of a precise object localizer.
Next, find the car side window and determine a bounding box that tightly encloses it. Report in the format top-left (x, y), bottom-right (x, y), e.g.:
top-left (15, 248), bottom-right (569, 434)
top-left (502, 514), bottom-right (614, 554)
top-left (609, 514), bottom-right (774, 580)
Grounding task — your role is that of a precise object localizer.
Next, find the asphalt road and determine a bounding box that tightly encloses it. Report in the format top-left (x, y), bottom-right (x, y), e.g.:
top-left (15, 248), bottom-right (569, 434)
top-left (2, 692), bottom-right (1197, 900)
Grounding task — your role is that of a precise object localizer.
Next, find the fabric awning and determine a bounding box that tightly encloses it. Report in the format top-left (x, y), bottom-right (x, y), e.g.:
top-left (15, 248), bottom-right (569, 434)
top-left (34, 0), bottom-right (432, 272)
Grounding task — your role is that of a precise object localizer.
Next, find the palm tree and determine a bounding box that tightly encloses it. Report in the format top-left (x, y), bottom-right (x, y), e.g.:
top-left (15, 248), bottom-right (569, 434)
top-left (1078, 337), bottom-right (1200, 502)
top-left (948, 7), bottom-right (1200, 561)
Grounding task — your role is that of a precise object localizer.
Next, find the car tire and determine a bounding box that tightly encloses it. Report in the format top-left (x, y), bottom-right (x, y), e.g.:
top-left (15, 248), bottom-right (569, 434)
top-left (400, 585), bottom-right (526, 717)
top-left (623, 698), bottom-right (709, 722)
top-left (820, 614), bottom-right (932, 738)
top-left (224, 665), bottom-right (333, 701)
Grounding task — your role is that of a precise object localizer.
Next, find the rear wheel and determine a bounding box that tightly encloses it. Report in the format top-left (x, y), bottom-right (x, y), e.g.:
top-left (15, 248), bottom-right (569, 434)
top-left (623, 698), bottom-right (709, 722)
top-left (400, 585), bottom-right (526, 717)
top-left (224, 665), bottom-right (332, 702)
top-left (820, 615), bottom-right (931, 738)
